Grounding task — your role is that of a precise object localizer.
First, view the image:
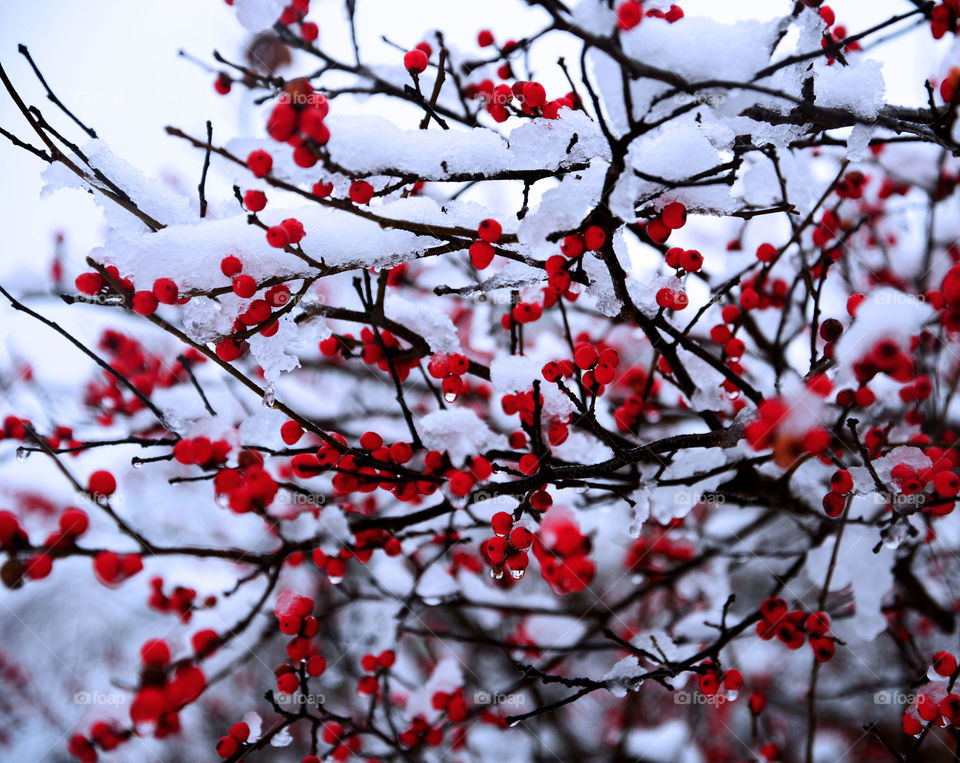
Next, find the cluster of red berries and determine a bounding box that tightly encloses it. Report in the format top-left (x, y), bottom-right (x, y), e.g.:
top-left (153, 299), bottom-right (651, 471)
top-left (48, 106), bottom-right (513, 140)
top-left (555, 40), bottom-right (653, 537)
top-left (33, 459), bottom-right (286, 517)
top-left (172, 437), bottom-right (231, 468)
top-left (428, 352), bottom-right (471, 402)
top-left (821, 23), bottom-right (861, 66)
top-left (266, 217), bottom-right (306, 250)
top-left (264, 78), bottom-right (330, 166)
top-left (216, 256), bottom-right (292, 360)
top-left (68, 722), bottom-right (128, 763)
top-left (822, 468), bottom-right (853, 517)
top-left (613, 367), bottom-right (661, 432)
top-left (697, 661), bottom-right (743, 698)
top-left (93, 550), bottom-right (143, 586)
top-left (315, 723), bottom-right (364, 762)
top-left (738, 274), bottom-right (788, 313)
top-left (468, 218), bottom-right (502, 269)
top-left (432, 687), bottom-right (470, 722)
top-left (0, 506), bottom-right (89, 587)
top-left (75, 264), bottom-right (132, 300)
top-left (357, 649), bottom-right (395, 696)
top-left (131, 277), bottom-right (183, 317)
top-left (744, 398), bottom-right (832, 467)
top-left (213, 449), bottom-right (280, 514)
top-left (214, 721), bottom-right (251, 759)
top-left (664, 245), bottom-right (703, 274)
top-left (82, 332), bottom-right (205, 425)
top-left (645, 200), bottom-right (688, 245)
top-left (624, 523), bottom-right (695, 574)
top-left (902, 652), bottom-right (960, 735)
top-left (277, 0), bottom-right (318, 40)
top-left (273, 591), bottom-right (327, 696)
top-left (482, 511), bottom-right (534, 582)
top-left (502, 229), bottom-right (604, 330)
top-left (617, 1), bottom-right (684, 31)
top-left (937, 264), bottom-right (960, 332)
top-left (532, 513), bottom-right (594, 595)
top-left (466, 76), bottom-right (576, 123)
top-left (320, 328), bottom-right (420, 383)
top-left (756, 598), bottom-right (837, 662)
top-left (148, 576), bottom-right (214, 622)
top-left (399, 715), bottom-right (447, 748)
top-left (931, 0), bottom-right (960, 38)
top-left (128, 639), bottom-right (206, 734)
top-left (940, 67), bottom-right (960, 103)
top-left (403, 41), bottom-right (434, 76)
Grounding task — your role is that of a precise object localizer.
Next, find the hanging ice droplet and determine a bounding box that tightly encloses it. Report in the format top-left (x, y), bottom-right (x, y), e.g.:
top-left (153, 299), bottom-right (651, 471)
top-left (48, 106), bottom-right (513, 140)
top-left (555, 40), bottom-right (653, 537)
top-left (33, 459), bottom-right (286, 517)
top-left (262, 385), bottom-right (276, 407)
top-left (15, 447), bottom-right (30, 462)
top-left (216, 493), bottom-right (230, 507)
top-left (724, 690), bottom-right (739, 702)
top-left (490, 568), bottom-right (504, 580)
top-left (628, 520), bottom-right (642, 538)
top-left (327, 573), bottom-right (343, 585)
top-left (882, 523), bottom-right (906, 549)
top-left (131, 457), bottom-right (143, 469)
top-left (725, 389), bottom-right (740, 401)
top-left (443, 391), bottom-right (458, 403)
top-left (509, 568), bottom-right (525, 580)
top-left (507, 719), bottom-right (521, 728)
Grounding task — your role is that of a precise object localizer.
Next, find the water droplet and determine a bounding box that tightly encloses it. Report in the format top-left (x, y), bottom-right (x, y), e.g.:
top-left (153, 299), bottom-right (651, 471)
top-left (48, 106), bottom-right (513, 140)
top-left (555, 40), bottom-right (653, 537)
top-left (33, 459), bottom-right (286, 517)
top-left (725, 389), bottom-right (740, 401)
top-left (443, 391), bottom-right (458, 403)
top-left (508, 719), bottom-right (521, 728)
top-left (882, 523), bottom-right (906, 549)
top-left (327, 574), bottom-right (343, 585)
top-left (131, 457), bottom-right (143, 469)
top-left (490, 568), bottom-right (504, 580)
top-left (216, 493), bottom-right (230, 508)
top-left (262, 386), bottom-right (276, 407)
top-left (15, 447), bottom-right (30, 462)
top-left (724, 690), bottom-right (739, 702)
top-left (628, 520), bottom-right (642, 538)
top-left (509, 568), bottom-right (525, 580)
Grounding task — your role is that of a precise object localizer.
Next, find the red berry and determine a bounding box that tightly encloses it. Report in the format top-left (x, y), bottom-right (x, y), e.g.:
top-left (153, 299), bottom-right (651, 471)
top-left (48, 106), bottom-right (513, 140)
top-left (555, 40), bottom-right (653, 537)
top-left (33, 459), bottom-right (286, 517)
top-left (220, 256), bottom-right (242, 277)
top-left (246, 150), bottom-right (273, 178)
top-left (478, 218), bottom-right (502, 243)
top-left (233, 275), bottom-right (258, 298)
top-left (469, 241), bottom-right (495, 269)
top-left (132, 291), bottom-right (158, 316)
top-left (661, 201), bottom-right (687, 230)
top-left (350, 181), bottom-right (374, 204)
top-left (88, 470), bottom-right (116, 497)
top-left (756, 243), bottom-right (776, 262)
top-left (404, 49), bottom-right (429, 74)
top-left (152, 278), bottom-right (178, 305)
top-left (243, 190), bottom-right (267, 212)
top-left (584, 226), bottom-right (606, 251)
top-left (266, 225), bottom-right (289, 248)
